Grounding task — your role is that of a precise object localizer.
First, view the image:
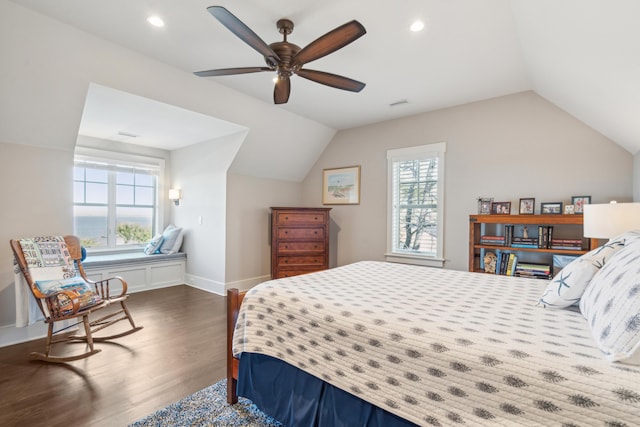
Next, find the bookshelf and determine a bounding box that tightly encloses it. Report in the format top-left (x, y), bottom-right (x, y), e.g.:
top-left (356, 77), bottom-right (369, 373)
top-left (468, 214), bottom-right (600, 276)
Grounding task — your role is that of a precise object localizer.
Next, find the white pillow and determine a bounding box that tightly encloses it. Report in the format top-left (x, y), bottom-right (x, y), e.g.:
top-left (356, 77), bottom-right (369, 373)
top-left (143, 234), bottom-right (164, 255)
top-left (538, 238), bottom-right (625, 308)
top-left (579, 233), bottom-right (640, 364)
top-left (160, 225), bottom-right (184, 254)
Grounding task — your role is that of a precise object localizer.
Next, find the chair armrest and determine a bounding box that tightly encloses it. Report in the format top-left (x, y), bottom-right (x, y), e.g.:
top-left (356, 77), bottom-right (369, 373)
top-left (84, 275), bottom-right (128, 299)
top-left (45, 290), bottom-right (81, 318)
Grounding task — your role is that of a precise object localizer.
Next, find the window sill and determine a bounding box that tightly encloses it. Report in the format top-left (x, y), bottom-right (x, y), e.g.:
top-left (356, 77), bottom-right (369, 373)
top-left (384, 253), bottom-right (445, 268)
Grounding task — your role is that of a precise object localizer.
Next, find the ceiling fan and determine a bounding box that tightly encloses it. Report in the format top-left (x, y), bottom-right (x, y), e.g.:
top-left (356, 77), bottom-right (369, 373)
top-left (194, 6), bottom-right (366, 104)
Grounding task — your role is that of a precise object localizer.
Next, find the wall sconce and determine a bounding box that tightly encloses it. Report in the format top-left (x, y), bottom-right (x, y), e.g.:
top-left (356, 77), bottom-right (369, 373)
top-left (168, 189), bottom-right (181, 206)
top-left (584, 201), bottom-right (640, 240)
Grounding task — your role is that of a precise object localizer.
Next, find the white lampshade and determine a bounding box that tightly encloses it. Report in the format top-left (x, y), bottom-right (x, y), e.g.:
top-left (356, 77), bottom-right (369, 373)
top-left (583, 202), bottom-right (640, 239)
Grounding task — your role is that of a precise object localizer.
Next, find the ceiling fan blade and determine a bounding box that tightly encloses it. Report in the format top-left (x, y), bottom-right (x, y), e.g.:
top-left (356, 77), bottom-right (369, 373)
top-left (296, 69), bottom-right (365, 92)
top-left (207, 6), bottom-right (280, 63)
top-left (194, 67), bottom-right (272, 77)
top-left (274, 77), bottom-right (291, 104)
top-left (292, 20), bottom-right (366, 67)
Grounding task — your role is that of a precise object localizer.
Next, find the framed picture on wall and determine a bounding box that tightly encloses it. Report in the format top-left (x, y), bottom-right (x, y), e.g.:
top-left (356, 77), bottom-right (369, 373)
top-left (322, 166), bottom-right (361, 205)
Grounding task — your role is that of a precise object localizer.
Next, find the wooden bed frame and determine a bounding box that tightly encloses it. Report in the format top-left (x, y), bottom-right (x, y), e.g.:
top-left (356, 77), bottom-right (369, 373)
top-left (226, 288), bottom-right (246, 404)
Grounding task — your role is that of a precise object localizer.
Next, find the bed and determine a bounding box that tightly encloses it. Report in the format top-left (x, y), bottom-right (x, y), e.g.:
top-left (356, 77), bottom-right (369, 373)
top-left (227, 235), bottom-right (640, 426)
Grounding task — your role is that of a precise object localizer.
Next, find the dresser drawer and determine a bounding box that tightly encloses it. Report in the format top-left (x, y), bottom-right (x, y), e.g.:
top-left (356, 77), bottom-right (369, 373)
top-left (275, 211), bottom-right (327, 225)
top-left (275, 267), bottom-right (325, 279)
top-left (277, 255), bottom-right (325, 268)
top-left (277, 227), bottom-right (324, 240)
top-left (277, 241), bottom-right (325, 253)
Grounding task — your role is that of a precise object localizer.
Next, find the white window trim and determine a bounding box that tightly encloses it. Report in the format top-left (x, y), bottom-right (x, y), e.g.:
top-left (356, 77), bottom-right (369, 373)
top-left (74, 146), bottom-right (166, 254)
top-left (385, 142), bottom-right (446, 268)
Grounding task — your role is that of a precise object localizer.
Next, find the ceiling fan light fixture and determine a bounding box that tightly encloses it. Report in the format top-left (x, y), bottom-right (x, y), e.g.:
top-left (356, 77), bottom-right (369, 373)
top-left (147, 15), bottom-right (165, 28)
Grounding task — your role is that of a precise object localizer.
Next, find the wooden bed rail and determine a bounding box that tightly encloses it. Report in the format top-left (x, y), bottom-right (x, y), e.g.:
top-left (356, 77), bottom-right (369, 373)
top-left (226, 288), bottom-right (246, 404)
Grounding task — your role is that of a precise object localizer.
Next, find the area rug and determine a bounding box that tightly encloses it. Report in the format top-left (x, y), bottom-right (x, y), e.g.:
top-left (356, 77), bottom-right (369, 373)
top-left (129, 379), bottom-right (283, 426)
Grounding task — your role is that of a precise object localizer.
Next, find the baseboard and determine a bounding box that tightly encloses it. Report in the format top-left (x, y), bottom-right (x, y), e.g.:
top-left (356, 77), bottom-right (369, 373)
top-left (184, 274), bottom-right (226, 295)
top-left (225, 274), bottom-right (271, 293)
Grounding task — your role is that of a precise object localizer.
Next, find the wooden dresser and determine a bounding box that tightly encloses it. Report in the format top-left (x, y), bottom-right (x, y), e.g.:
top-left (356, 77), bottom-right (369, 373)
top-left (270, 207), bottom-right (331, 279)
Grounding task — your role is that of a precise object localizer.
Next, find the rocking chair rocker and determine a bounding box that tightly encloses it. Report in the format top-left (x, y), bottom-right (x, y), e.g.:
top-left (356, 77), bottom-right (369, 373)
top-left (10, 235), bottom-right (143, 363)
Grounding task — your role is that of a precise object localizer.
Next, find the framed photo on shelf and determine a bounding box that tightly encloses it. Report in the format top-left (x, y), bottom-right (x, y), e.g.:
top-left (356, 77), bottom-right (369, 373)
top-left (322, 165), bottom-right (361, 205)
top-left (571, 196), bottom-right (591, 214)
top-left (519, 198), bottom-right (535, 215)
top-left (541, 202), bottom-right (563, 214)
top-left (477, 197), bottom-right (493, 215)
top-left (564, 204), bottom-right (575, 214)
top-left (490, 201), bottom-right (511, 214)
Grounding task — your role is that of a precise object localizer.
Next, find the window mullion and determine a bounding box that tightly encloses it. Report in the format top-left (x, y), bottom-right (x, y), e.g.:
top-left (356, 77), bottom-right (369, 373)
top-left (108, 168), bottom-right (117, 247)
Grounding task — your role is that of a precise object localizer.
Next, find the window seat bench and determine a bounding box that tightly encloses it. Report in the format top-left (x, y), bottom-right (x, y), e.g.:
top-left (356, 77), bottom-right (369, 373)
top-left (82, 252), bottom-right (186, 293)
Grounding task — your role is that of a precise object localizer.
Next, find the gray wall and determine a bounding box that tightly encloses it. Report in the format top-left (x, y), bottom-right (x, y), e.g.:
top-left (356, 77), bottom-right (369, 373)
top-left (225, 173), bottom-right (303, 288)
top-left (301, 92), bottom-right (633, 271)
top-left (0, 143), bottom-right (73, 341)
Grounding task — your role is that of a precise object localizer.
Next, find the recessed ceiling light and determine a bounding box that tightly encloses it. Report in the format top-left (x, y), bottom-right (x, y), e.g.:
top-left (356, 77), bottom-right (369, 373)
top-left (147, 15), bottom-right (165, 28)
top-left (410, 21), bottom-right (425, 32)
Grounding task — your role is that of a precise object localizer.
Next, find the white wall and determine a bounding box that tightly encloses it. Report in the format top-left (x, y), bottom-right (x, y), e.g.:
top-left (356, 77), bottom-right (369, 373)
top-left (301, 92), bottom-right (633, 271)
top-left (171, 133), bottom-right (245, 294)
top-left (0, 0), bottom-right (334, 181)
top-left (225, 173), bottom-right (303, 290)
top-left (0, 143), bottom-right (73, 343)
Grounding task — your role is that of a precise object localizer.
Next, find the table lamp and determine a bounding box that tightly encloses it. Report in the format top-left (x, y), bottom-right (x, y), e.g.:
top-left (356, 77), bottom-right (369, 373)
top-left (583, 202), bottom-right (640, 241)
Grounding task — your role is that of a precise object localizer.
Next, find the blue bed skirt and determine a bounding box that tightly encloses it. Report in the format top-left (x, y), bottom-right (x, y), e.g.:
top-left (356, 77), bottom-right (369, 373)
top-left (237, 352), bottom-right (419, 427)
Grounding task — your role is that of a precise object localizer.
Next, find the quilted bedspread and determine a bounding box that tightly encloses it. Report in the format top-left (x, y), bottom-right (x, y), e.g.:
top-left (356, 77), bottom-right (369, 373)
top-left (233, 261), bottom-right (640, 426)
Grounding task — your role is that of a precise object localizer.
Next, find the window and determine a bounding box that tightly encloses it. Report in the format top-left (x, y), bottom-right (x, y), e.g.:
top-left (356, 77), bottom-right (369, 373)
top-left (73, 150), bottom-right (163, 251)
top-left (386, 142), bottom-right (446, 267)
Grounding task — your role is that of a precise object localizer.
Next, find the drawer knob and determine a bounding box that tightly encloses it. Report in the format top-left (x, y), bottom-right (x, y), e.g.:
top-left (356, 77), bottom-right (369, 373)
top-left (314, 216), bottom-right (318, 220)
top-left (285, 216), bottom-right (289, 220)
top-left (284, 260), bottom-right (288, 263)
top-left (314, 231), bottom-right (318, 234)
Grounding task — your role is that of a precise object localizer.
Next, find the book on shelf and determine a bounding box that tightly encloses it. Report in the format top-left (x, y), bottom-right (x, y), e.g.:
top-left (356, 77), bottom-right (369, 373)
top-left (491, 252), bottom-right (518, 275)
top-left (481, 235), bottom-right (506, 245)
top-left (505, 253), bottom-right (517, 276)
top-left (505, 225), bottom-right (514, 246)
top-left (512, 237), bottom-right (538, 244)
top-left (550, 239), bottom-right (582, 250)
top-left (537, 226), bottom-right (554, 249)
top-left (515, 261), bottom-right (552, 279)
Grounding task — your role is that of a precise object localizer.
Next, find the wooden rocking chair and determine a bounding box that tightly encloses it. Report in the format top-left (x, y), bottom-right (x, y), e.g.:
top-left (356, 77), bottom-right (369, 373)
top-left (10, 235), bottom-right (143, 363)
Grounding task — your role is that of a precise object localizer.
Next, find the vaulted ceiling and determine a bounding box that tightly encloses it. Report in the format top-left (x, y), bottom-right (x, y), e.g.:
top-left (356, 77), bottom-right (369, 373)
top-left (8, 0), bottom-right (640, 154)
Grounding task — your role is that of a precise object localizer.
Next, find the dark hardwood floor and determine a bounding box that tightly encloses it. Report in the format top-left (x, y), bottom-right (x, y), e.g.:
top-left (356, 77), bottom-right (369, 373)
top-left (0, 285), bottom-right (227, 426)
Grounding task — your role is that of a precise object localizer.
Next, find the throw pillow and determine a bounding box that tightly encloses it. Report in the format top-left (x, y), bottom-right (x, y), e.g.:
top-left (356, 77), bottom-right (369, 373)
top-left (35, 277), bottom-right (102, 316)
top-left (160, 225), bottom-right (184, 254)
top-left (538, 237), bottom-right (626, 308)
top-left (579, 234), bottom-right (640, 364)
top-left (144, 234), bottom-right (164, 255)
